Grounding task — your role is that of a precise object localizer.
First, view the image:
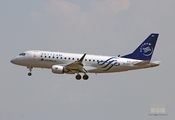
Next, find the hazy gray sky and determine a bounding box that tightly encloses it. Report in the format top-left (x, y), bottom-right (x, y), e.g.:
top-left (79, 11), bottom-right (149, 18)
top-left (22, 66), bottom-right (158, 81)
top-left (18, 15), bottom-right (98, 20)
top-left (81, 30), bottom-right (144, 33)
top-left (1, 0), bottom-right (175, 119)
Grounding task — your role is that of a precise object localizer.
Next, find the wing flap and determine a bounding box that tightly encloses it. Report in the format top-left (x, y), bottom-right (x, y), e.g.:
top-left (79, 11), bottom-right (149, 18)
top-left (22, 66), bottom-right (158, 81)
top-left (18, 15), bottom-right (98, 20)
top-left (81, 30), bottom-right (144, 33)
top-left (84, 66), bottom-right (97, 72)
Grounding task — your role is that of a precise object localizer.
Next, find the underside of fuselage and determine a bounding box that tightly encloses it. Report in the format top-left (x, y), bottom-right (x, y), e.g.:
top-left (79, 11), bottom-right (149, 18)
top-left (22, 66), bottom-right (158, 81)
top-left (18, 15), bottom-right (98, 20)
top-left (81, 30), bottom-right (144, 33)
top-left (16, 60), bottom-right (157, 74)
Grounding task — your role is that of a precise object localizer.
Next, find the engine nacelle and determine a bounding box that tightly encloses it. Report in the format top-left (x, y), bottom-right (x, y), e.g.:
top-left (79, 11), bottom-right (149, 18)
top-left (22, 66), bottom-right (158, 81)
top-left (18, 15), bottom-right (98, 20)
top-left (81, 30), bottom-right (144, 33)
top-left (52, 65), bottom-right (65, 74)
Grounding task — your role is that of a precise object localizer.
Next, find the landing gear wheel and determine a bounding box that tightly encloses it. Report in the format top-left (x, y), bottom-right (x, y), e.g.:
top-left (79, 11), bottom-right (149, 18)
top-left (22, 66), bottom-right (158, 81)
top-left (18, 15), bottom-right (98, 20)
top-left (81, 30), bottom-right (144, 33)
top-left (83, 74), bottom-right (89, 80)
top-left (27, 67), bottom-right (33, 76)
top-left (28, 72), bottom-right (32, 76)
top-left (76, 74), bottom-right (81, 80)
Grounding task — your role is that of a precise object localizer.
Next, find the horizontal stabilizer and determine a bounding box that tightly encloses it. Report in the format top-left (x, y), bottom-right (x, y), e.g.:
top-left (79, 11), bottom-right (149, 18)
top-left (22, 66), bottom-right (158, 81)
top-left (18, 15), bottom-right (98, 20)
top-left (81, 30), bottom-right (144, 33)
top-left (134, 61), bottom-right (150, 66)
top-left (150, 61), bottom-right (161, 67)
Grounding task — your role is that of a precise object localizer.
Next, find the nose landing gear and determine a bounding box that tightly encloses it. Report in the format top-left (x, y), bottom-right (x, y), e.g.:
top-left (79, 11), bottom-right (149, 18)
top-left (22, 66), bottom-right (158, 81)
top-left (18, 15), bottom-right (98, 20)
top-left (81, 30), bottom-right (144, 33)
top-left (27, 67), bottom-right (33, 76)
top-left (28, 72), bottom-right (32, 76)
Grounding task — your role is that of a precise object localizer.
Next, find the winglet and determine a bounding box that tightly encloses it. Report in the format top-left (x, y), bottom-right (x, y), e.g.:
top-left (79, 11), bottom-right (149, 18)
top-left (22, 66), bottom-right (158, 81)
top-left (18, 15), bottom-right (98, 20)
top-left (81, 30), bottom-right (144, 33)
top-left (79, 53), bottom-right (86, 62)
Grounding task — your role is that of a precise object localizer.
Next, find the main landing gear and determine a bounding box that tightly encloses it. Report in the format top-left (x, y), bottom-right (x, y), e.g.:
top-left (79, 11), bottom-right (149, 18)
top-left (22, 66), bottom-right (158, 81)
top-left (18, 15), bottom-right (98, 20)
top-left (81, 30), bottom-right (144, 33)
top-left (26, 67), bottom-right (89, 80)
top-left (75, 74), bottom-right (89, 80)
top-left (27, 67), bottom-right (33, 76)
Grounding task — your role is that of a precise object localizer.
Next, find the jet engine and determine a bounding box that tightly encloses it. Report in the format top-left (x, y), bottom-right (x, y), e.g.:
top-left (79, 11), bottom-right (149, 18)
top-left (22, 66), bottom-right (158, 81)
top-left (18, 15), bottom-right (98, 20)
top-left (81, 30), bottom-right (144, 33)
top-left (52, 65), bottom-right (65, 74)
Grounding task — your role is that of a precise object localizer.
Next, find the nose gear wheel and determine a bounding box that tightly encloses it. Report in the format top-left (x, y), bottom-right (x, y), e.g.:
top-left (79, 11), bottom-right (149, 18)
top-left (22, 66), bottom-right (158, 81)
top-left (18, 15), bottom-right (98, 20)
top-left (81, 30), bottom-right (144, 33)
top-left (27, 67), bottom-right (33, 76)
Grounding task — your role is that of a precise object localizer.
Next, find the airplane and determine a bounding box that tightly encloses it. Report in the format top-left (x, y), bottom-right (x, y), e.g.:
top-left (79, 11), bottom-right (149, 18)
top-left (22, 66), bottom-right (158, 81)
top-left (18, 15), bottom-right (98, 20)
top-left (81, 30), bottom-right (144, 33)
top-left (11, 33), bottom-right (160, 80)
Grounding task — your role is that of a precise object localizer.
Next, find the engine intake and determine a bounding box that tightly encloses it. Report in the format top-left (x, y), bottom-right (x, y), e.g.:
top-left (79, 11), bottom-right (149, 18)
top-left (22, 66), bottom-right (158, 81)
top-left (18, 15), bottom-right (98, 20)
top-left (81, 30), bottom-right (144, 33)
top-left (52, 65), bottom-right (64, 74)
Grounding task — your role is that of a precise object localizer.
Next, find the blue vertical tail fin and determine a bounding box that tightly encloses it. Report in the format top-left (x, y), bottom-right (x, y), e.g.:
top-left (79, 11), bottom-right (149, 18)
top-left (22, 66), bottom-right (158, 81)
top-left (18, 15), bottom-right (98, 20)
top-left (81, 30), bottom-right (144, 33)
top-left (122, 33), bottom-right (159, 61)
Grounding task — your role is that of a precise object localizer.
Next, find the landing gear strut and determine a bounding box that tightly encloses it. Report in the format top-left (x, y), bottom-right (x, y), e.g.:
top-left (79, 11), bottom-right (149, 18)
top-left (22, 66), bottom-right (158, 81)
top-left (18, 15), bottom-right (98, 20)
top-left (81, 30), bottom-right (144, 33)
top-left (27, 67), bottom-right (33, 76)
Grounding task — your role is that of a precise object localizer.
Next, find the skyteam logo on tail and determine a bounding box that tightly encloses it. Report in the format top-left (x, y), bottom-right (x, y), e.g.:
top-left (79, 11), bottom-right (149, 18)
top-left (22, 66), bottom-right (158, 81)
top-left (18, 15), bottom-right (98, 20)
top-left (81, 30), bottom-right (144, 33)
top-left (140, 43), bottom-right (153, 56)
top-left (122, 33), bottom-right (158, 60)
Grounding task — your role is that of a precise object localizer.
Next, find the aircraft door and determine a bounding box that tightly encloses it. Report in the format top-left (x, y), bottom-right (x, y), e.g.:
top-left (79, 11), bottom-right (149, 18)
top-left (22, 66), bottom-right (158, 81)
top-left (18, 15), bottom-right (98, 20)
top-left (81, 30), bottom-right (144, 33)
top-left (32, 51), bottom-right (39, 62)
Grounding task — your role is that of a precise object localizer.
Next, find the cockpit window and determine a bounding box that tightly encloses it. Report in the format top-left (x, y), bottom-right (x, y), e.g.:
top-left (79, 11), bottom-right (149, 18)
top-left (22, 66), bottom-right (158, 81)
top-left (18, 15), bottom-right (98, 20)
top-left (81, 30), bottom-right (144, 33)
top-left (19, 53), bottom-right (26, 56)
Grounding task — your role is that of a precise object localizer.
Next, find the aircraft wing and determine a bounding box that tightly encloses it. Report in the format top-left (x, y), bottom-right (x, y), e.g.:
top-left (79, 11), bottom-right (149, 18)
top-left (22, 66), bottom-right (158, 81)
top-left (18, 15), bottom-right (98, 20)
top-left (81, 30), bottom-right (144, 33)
top-left (84, 66), bottom-right (97, 72)
top-left (64, 53), bottom-right (87, 73)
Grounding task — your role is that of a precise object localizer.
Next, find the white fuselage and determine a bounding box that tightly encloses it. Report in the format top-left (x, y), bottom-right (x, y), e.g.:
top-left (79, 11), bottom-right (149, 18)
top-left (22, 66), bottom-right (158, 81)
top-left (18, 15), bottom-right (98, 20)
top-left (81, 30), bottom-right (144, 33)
top-left (11, 50), bottom-right (159, 74)
top-left (10, 33), bottom-right (160, 79)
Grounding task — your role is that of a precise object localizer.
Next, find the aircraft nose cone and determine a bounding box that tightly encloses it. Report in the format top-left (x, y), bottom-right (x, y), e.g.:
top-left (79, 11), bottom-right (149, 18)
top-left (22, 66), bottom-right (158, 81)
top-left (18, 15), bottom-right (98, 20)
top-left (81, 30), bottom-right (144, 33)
top-left (11, 59), bottom-right (16, 64)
